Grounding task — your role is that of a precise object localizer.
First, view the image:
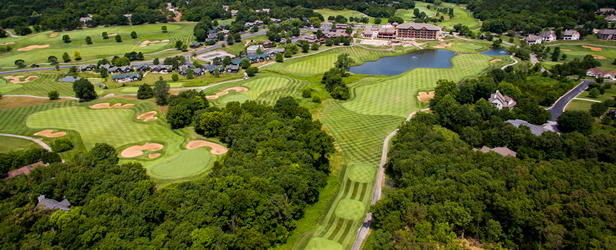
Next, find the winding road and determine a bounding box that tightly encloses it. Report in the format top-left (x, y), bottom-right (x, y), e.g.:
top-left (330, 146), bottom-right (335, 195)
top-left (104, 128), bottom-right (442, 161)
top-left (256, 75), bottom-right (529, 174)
top-left (546, 80), bottom-right (590, 121)
top-left (0, 133), bottom-right (52, 151)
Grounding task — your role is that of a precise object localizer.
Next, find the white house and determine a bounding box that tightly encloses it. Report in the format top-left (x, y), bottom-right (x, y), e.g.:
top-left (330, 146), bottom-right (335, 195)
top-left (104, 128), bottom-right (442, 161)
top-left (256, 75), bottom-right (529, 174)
top-left (489, 90), bottom-right (517, 110)
top-left (563, 29), bottom-right (580, 40)
top-left (526, 34), bottom-right (542, 45)
top-left (587, 68), bottom-right (615, 79)
top-left (539, 31), bottom-right (557, 42)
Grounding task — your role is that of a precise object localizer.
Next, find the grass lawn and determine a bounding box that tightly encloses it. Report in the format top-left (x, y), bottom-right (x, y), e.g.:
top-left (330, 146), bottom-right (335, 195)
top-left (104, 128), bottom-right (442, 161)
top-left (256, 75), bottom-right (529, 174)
top-left (0, 23), bottom-right (196, 68)
top-left (395, 2), bottom-right (437, 21)
top-left (314, 9), bottom-right (369, 21)
top-left (0, 136), bottom-right (37, 153)
top-left (542, 44), bottom-right (616, 72)
top-left (204, 74), bottom-right (307, 106)
top-left (0, 72), bottom-right (75, 97)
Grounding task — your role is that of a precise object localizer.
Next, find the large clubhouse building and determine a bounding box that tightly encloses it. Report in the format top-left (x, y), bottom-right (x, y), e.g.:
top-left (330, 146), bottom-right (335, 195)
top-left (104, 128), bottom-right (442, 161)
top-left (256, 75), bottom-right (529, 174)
top-left (362, 22), bottom-right (441, 40)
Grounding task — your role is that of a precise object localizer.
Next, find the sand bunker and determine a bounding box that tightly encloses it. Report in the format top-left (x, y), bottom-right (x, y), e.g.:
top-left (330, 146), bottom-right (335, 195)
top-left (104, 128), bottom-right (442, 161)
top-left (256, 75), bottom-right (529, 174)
top-left (103, 33), bottom-right (118, 37)
top-left (161, 40), bottom-right (169, 42)
top-left (121, 143), bottom-right (164, 158)
top-left (206, 87), bottom-right (248, 100)
top-left (49, 33), bottom-right (57, 38)
top-left (560, 49), bottom-right (571, 51)
top-left (0, 42), bottom-right (15, 45)
top-left (34, 130), bottom-right (66, 138)
top-left (582, 45), bottom-right (602, 52)
top-left (148, 153), bottom-right (161, 158)
top-left (490, 59), bottom-right (502, 63)
top-left (417, 91), bottom-right (435, 103)
top-left (139, 40), bottom-right (164, 47)
top-left (434, 42), bottom-right (455, 49)
top-left (18, 45), bottom-right (49, 51)
top-left (89, 103), bottom-right (135, 109)
top-left (4, 76), bottom-right (38, 84)
top-left (137, 111), bottom-right (158, 121)
top-left (186, 140), bottom-right (228, 155)
top-left (593, 55), bottom-right (607, 59)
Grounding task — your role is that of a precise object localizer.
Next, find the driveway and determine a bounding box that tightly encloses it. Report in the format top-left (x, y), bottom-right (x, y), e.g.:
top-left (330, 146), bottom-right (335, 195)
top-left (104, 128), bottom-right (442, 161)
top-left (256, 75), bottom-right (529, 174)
top-left (547, 80), bottom-right (592, 121)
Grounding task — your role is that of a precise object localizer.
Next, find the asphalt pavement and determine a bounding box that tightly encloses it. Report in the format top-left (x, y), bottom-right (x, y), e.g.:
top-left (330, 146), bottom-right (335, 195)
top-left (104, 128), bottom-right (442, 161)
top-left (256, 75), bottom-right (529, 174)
top-left (547, 80), bottom-right (591, 121)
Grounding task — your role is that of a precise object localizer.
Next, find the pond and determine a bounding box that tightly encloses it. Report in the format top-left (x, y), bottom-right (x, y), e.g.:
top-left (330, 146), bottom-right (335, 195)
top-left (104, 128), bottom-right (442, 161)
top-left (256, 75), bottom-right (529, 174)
top-left (349, 49), bottom-right (456, 76)
top-left (481, 47), bottom-right (509, 56)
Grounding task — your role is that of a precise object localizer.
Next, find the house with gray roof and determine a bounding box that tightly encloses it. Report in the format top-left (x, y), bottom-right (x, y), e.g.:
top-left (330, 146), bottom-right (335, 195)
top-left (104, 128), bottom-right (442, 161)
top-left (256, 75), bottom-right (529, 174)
top-left (37, 195), bottom-right (71, 212)
top-left (111, 72), bottom-right (141, 83)
top-left (489, 90), bottom-right (516, 110)
top-left (539, 31), bottom-right (557, 42)
top-left (506, 119), bottom-right (554, 136)
top-left (526, 34), bottom-right (542, 45)
top-left (80, 65), bottom-right (95, 71)
top-left (597, 29), bottom-right (616, 40)
top-left (227, 64), bottom-right (240, 73)
top-left (563, 29), bottom-right (580, 40)
top-left (473, 146), bottom-right (517, 157)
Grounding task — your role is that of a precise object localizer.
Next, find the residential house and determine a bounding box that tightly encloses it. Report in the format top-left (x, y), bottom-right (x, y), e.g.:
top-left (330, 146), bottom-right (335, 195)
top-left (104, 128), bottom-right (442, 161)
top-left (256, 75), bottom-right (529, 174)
top-left (607, 14), bottom-right (616, 23)
top-left (254, 20), bottom-right (264, 26)
top-left (123, 14), bottom-right (132, 22)
top-left (80, 65), bottom-right (95, 71)
top-left (395, 23), bottom-right (441, 40)
top-left (526, 34), bottom-right (542, 45)
top-left (207, 33), bottom-right (218, 43)
top-left (111, 72), bottom-right (141, 83)
top-left (489, 90), bottom-right (517, 110)
top-left (222, 5), bottom-right (229, 11)
top-left (377, 25), bottom-right (396, 39)
top-left (473, 146), bottom-right (517, 157)
top-left (539, 31), bottom-right (557, 42)
top-left (264, 48), bottom-right (285, 57)
top-left (222, 30), bottom-right (230, 35)
top-left (272, 18), bottom-right (281, 23)
top-left (37, 195), bottom-right (71, 212)
top-left (190, 42), bottom-right (204, 48)
top-left (563, 29), bottom-right (580, 40)
top-left (336, 23), bottom-right (349, 30)
top-left (79, 17), bottom-right (92, 25)
top-left (244, 22), bottom-right (254, 28)
top-left (597, 29), bottom-right (616, 40)
top-left (192, 68), bottom-right (206, 76)
top-left (263, 41), bottom-right (273, 47)
top-left (136, 65), bottom-right (149, 72)
top-left (597, 8), bottom-right (615, 14)
top-left (3, 162), bottom-right (46, 179)
top-left (231, 10), bottom-right (238, 16)
top-left (227, 64), bottom-right (240, 73)
top-left (231, 58), bottom-right (244, 65)
top-left (208, 66), bottom-right (224, 74)
top-left (587, 68), bottom-right (615, 79)
top-left (506, 119), bottom-right (553, 136)
top-left (151, 65), bottom-right (173, 74)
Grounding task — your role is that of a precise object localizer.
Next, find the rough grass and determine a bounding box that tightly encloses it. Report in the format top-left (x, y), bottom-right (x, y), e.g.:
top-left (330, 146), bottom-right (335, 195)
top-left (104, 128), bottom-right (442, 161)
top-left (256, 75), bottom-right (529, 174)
top-left (0, 136), bottom-right (37, 153)
top-left (0, 23), bottom-right (195, 67)
top-left (264, 46), bottom-right (405, 76)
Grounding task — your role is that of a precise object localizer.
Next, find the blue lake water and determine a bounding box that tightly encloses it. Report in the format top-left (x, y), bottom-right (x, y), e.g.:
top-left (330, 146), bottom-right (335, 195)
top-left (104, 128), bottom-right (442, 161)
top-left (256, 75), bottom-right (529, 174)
top-left (481, 47), bottom-right (509, 56)
top-left (349, 49), bottom-right (456, 76)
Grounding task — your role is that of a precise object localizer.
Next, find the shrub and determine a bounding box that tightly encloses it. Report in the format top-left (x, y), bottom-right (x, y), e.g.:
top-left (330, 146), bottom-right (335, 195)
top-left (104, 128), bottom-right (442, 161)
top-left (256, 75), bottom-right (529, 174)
top-left (589, 88), bottom-right (600, 98)
top-left (590, 102), bottom-right (608, 117)
top-left (312, 95), bottom-right (321, 103)
top-left (115, 34), bottom-right (122, 42)
top-left (172, 74), bottom-right (179, 82)
top-left (137, 83), bottom-right (154, 99)
top-left (246, 67), bottom-right (258, 77)
top-left (48, 90), bottom-right (59, 100)
top-left (51, 138), bottom-right (73, 153)
top-left (601, 116), bottom-right (613, 125)
top-left (302, 89), bottom-right (312, 98)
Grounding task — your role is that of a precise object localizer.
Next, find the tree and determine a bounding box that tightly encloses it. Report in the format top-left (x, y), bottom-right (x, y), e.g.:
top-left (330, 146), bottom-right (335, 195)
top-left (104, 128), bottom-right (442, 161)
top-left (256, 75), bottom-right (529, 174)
top-left (223, 56), bottom-right (232, 67)
top-left (374, 18), bottom-right (382, 24)
top-left (114, 57), bottom-right (130, 66)
top-left (311, 17), bottom-right (321, 28)
top-left (214, 68), bottom-right (220, 77)
top-left (72, 78), bottom-right (97, 100)
top-left (276, 53), bottom-right (284, 62)
top-left (137, 83), bottom-right (153, 99)
top-left (302, 42), bottom-right (310, 53)
top-left (162, 26), bottom-right (168, 33)
top-left (246, 67), bottom-right (257, 77)
top-left (551, 47), bottom-right (561, 61)
top-left (48, 56), bottom-right (58, 65)
top-left (241, 58), bottom-right (251, 69)
top-left (589, 87), bottom-right (600, 98)
top-left (153, 58), bottom-right (160, 65)
top-left (167, 105), bottom-right (193, 129)
top-left (596, 76), bottom-right (605, 83)
top-left (48, 90), bottom-right (59, 100)
top-left (131, 31), bottom-right (137, 39)
top-left (345, 26), bottom-right (353, 35)
top-left (74, 51), bottom-right (82, 61)
top-left (316, 29), bottom-right (323, 38)
top-left (186, 69), bottom-right (194, 79)
top-left (176, 40), bottom-right (183, 49)
top-left (557, 111), bottom-right (594, 135)
top-left (62, 52), bottom-right (71, 62)
top-left (562, 54), bottom-right (567, 60)
top-left (311, 42), bottom-right (319, 51)
top-left (154, 77), bottom-right (170, 105)
top-left (181, 44), bottom-right (188, 51)
top-left (14, 59), bottom-right (25, 68)
top-left (172, 74), bottom-right (179, 82)
top-left (51, 138), bottom-right (73, 153)
top-left (115, 34), bottom-right (122, 42)
top-left (100, 67), bottom-right (108, 78)
top-left (102, 32), bottom-right (109, 39)
top-left (590, 102), bottom-right (608, 117)
top-left (256, 47), bottom-right (264, 55)
top-left (85, 36), bottom-right (92, 44)
top-left (62, 34), bottom-right (71, 43)
top-left (335, 53), bottom-right (355, 74)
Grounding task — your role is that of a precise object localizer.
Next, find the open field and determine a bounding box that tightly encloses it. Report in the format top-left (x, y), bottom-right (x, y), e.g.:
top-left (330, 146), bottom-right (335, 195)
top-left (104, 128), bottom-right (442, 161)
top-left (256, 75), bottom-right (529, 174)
top-left (543, 44), bottom-right (616, 72)
top-left (395, 2), bottom-right (437, 21)
top-left (394, 3), bottom-right (480, 30)
top-left (264, 46), bottom-right (411, 76)
top-left (314, 9), bottom-right (369, 21)
top-left (0, 136), bottom-right (37, 153)
top-left (0, 23), bottom-right (195, 68)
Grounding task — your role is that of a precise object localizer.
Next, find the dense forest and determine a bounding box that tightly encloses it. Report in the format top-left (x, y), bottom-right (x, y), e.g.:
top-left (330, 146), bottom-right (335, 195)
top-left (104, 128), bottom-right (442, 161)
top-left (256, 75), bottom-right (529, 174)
top-left (0, 97), bottom-right (336, 249)
top-left (370, 72), bottom-right (616, 249)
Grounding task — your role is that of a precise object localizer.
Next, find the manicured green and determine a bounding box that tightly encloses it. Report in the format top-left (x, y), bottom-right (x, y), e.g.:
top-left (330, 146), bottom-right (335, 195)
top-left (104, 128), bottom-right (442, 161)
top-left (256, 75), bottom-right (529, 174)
top-left (543, 44), bottom-right (616, 72)
top-left (334, 199), bottom-right (365, 220)
top-left (205, 75), bottom-right (307, 105)
top-left (347, 164), bottom-right (376, 183)
top-left (0, 136), bottom-right (37, 153)
top-left (1, 72), bottom-right (75, 97)
top-left (305, 237), bottom-right (344, 250)
top-left (150, 147), bottom-right (214, 178)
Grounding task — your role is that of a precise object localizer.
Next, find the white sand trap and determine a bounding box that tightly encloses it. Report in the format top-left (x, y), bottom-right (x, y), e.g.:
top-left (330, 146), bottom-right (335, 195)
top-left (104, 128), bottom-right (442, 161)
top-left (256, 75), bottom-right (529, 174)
top-left (206, 87), bottom-right (248, 100)
top-left (49, 33), bottom-right (58, 38)
top-left (149, 153), bottom-right (161, 158)
top-left (18, 45), bottom-right (49, 51)
top-left (34, 130), bottom-right (66, 138)
top-left (434, 42), bottom-right (455, 49)
top-left (89, 103), bottom-right (135, 109)
top-left (417, 91), bottom-right (435, 103)
top-left (121, 143), bottom-right (163, 158)
top-left (186, 140), bottom-right (227, 155)
top-left (490, 59), bottom-right (502, 63)
top-left (137, 111), bottom-right (158, 121)
top-left (0, 42), bottom-right (15, 45)
top-left (4, 76), bottom-right (38, 84)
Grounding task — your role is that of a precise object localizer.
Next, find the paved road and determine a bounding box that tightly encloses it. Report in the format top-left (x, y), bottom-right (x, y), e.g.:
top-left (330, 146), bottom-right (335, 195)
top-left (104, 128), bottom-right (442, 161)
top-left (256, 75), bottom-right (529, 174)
top-left (501, 55), bottom-right (518, 70)
top-left (351, 108), bottom-right (430, 250)
top-left (0, 133), bottom-right (52, 151)
top-left (547, 80), bottom-right (591, 121)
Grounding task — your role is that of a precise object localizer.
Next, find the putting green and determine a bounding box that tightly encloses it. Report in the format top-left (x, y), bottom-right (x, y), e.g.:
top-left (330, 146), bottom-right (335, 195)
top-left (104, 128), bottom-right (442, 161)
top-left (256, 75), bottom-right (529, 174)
top-left (121, 87), bottom-right (139, 93)
top-left (150, 148), bottom-right (213, 178)
top-left (305, 237), bottom-right (344, 250)
top-left (219, 94), bottom-right (252, 104)
top-left (335, 198), bottom-right (365, 221)
top-left (169, 82), bottom-right (183, 88)
top-left (348, 164), bottom-right (376, 183)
